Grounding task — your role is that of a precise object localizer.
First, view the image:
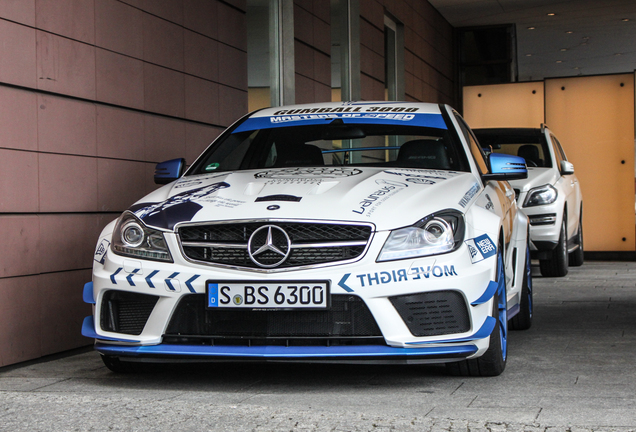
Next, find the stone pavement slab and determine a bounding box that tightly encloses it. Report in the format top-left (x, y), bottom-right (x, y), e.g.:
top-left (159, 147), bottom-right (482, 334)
top-left (1, 261), bottom-right (635, 431)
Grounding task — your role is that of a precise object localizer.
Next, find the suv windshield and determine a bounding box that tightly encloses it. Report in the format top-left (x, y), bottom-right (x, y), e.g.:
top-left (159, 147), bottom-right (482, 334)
top-left (474, 129), bottom-right (552, 168)
top-left (189, 119), bottom-right (469, 175)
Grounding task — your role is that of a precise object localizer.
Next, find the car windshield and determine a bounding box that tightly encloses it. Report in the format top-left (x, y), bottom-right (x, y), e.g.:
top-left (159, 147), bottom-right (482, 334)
top-left (474, 130), bottom-right (552, 168)
top-left (189, 118), bottom-right (469, 175)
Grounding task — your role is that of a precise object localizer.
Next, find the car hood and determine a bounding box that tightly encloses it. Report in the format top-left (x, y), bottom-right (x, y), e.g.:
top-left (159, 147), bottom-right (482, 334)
top-left (129, 167), bottom-right (480, 232)
top-left (508, 167), bottom-right (559, 192)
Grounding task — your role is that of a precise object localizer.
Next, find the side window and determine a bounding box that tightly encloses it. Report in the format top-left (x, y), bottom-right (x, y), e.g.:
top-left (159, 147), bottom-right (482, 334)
top-left (455, 114), bottom-right (490, 174)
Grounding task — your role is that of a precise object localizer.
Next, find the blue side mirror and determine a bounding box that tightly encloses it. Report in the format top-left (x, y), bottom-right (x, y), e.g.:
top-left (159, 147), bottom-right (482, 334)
top-left (154, 158), bottom-right (186, 184)
top-left (483, 153), bottom-right (527, 181)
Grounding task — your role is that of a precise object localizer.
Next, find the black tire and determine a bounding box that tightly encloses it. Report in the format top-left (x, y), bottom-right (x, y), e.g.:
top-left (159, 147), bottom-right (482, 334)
top-left (447, 250), bottom-right (507, 377)
top-left (510, 244), bottom-right (533, 330)
top-left (539, 217), bottom-right (568, 277)
top-left (101, 355), bottom-right (138, 373)
top-left (569, 211), bottom-right (584, 267)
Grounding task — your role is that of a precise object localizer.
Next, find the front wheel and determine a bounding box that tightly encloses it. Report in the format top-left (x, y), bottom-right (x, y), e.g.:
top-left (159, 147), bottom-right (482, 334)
top-left (569, 211), bottom-right (584, 267)
top-left (540, 217), bottom-right (568, 277)
top-left (447, 250), bottom-right (507, 377)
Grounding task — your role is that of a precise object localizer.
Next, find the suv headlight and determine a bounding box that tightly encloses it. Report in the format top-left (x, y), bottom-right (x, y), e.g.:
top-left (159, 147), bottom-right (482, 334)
top-left (523, 184), bottom-right (557, 207)
top-left (378, 210), bottom-right (464, 262)
top-left (112, 212), bottom-right (173, 262)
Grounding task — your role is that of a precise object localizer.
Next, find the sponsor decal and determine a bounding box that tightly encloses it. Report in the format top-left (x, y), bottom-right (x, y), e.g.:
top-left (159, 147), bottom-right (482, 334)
top-left (352, 181), bottom-right (407, 216)
top-left (132, 182), bottom-right (230, 230)
top-left (465, 234), bottom-right (497, 264)
top-left (264, 178), bottom-right (323, 185)
top-left (383, 170), bottom-right (449, 182)
top-left (204, 162), bottom-right (220, 172)
top-left (94, 239), bottom-right (110, 264)
top-left (353, 265), bottom-right (458, 287)
top-left (233, 106), bottom-right (448, 133)
top-left (484, 194), bottom-right (495, 212)
top-left (269, 113), bottom-right (416, 125)
top-left (272, 106), bottom-right (420, 116)
top-left (406, 178), bottom-right (436, 185)
top-left (174, 174), bottom-right (227, 189)
top-left (255, 167), bottom-right (362, 179)
top-left (458, 183), bottom-right (480, 208)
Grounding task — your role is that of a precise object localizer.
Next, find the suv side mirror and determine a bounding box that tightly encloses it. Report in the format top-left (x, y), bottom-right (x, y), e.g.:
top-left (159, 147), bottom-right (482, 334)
top-left (560, 160), bottom-right (575, 175)
top-left (154, 158), bottom-right (186, 184)
top-left (482, 153), bottom-right (528, 181)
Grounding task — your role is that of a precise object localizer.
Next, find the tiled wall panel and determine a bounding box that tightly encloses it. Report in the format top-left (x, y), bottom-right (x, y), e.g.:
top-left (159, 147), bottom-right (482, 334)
top-left (0, 1), bottom-right (248, 367)
top-left (294, 0), bottom-right (331, 104)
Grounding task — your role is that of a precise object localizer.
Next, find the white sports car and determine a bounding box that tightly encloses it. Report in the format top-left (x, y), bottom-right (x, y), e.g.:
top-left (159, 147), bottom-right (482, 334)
top-left (83, 102), bottom-right (532, 376)
top-left (474, 126), bottom-right (583, 277)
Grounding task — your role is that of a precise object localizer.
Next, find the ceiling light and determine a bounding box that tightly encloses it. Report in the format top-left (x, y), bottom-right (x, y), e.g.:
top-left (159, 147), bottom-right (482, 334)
top-left (556, 60), bottom-right (563, 63)
top-left (527, 26), bottom-right (536, 30)
top-left (560, 48), bottom-right (567, 51)
top-left (566, 31), bottom-right (573, 34)
top-left (547, 13), bottom-right (556, 16)
top-left (526, 54), bottom-right (532, 57)
top-left (622, 18), bottom-right (630, 22)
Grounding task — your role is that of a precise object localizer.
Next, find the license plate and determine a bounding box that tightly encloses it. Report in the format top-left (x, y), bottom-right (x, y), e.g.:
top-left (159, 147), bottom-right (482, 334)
top-left (206, 280), bottom-right (330, 309)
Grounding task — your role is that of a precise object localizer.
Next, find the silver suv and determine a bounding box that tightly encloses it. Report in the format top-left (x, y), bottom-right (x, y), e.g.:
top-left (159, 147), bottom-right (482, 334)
top-left (474, 126), bottom-right (583, 277)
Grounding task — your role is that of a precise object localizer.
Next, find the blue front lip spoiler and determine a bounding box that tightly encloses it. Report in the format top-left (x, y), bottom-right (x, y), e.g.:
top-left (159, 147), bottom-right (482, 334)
top-left (95, 343), bottom-right (478, 362)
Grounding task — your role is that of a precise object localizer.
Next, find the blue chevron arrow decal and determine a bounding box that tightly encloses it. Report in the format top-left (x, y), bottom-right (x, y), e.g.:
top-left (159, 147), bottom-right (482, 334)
top-left (126, 269), bottom-right (140, 286)
top-left (145, 270), bottom-right (160, 288)
top-left (165, 272), bottom-right (180, 291)
top-left (110, 268), bottom-right (123, 284)
top-left (185, 275), bottom-right (200, 293)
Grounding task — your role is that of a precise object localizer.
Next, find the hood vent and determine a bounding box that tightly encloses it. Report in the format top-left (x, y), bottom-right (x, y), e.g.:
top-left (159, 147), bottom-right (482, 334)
top-left (255, 194), bottom-right (302, 202)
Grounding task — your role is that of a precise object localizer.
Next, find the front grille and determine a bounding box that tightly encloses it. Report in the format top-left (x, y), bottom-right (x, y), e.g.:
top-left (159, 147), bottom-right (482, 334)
top-left (100, 290), bottom-right (159, 335)
top-left (178, 222), bottom-right (373, 269)
top-left (390, 291), bottom-right (470, 337)
top-left (163, 294), bottom-right (385, 346)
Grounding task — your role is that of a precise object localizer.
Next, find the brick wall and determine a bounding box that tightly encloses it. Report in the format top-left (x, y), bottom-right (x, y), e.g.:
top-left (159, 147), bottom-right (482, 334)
top-left (359, 0), bottom-right (455, 104)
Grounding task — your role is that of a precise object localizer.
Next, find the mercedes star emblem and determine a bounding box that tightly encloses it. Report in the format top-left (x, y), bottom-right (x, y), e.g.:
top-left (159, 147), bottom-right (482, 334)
top-left (247, 225), bottom-right (291, 268)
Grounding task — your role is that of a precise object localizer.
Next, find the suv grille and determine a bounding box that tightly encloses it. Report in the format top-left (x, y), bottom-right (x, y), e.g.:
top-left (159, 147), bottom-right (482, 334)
top-left (178, 222), bottom-right (373, 269)
top-left (163, 294), bottom-right (385, 346)
top-left (390, 290), bottom-right (470, 337)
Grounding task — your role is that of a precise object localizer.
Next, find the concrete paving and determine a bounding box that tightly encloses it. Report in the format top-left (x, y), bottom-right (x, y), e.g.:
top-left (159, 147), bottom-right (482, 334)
top-left (1, 261), bottom-right (636, 431)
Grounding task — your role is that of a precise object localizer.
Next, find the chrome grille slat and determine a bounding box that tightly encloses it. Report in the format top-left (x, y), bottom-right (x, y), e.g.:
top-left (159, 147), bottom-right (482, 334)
top-left (178, 221), bottom-right (373, 270)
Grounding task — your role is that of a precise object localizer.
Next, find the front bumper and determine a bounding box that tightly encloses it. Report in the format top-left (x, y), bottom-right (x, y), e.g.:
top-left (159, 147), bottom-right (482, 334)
top-left (83, 229), bottom-right (504, 364)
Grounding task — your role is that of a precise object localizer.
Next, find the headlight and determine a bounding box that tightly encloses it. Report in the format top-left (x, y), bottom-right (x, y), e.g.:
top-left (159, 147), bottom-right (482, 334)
top-left (378, 210), bottom-right (464, 262)
top-left (112, 212), bottom-right (173, 262)
top-left (523, 184), bottom-right (557, 207)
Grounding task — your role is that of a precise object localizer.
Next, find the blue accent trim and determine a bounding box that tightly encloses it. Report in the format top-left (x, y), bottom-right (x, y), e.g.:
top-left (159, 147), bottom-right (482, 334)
top-left (338, 273), bottom-right (354, 292)
top-left (154, 158), bottom-right (185, 183)
top-left (81, 316), bottom-right (139, 343)
top-left (185, 275), bottom-right (200, 293)
top-left (489, 153), bottom-right (527, 175)
top-left (405, 316), bottom-right (496, 345)
top-left (145, 270), bottom-right (159, 288)
top-left (165, 272), bottom-right (180, 291)
top-left (471, 280), bottom-right (498, 306)
top-left (94, 342), bottom-right (477, 360)
top-left (110, 268), bottom-right (123, 284)
top-left (83, 282), bottom-right (95, 304)
top-left (126, 269), bottom-right (140, 286)
top-left (233, 113), bottom-right (448, 133)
